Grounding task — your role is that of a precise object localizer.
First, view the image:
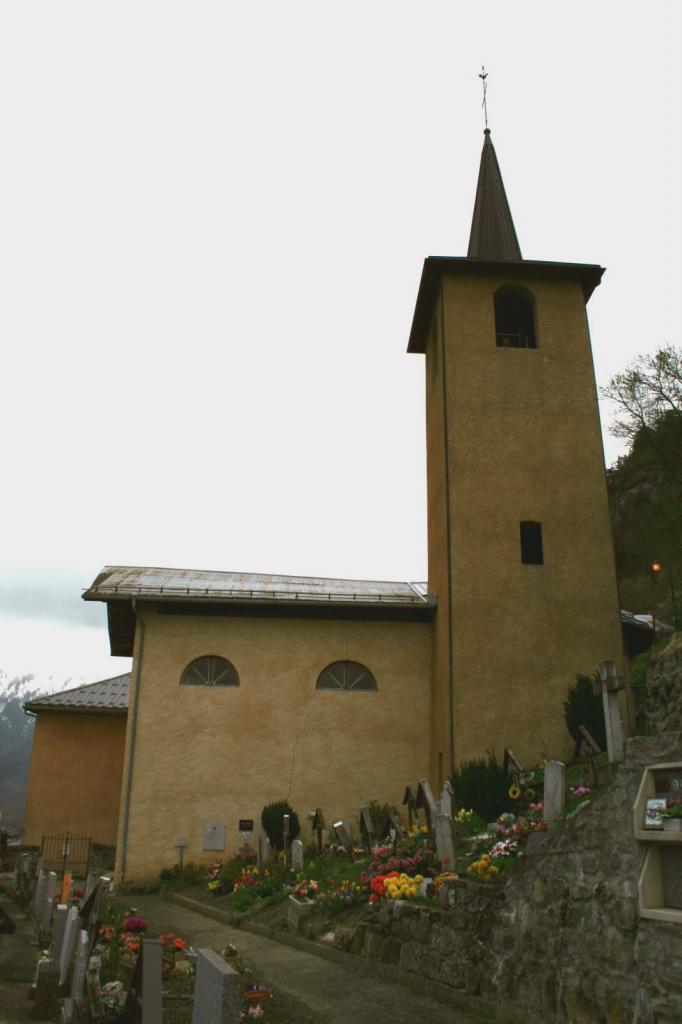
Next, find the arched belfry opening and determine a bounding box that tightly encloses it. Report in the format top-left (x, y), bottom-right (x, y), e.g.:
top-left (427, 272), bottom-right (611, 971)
top-left (494, 286), bottom-right (536, 348)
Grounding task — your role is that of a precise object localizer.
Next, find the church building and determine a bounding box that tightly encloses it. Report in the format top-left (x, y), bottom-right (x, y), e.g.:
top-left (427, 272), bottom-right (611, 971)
top-left (35, 129), bottom-right (627, 881)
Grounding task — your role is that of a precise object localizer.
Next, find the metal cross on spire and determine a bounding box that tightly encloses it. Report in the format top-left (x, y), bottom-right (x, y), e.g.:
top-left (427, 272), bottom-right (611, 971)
top-left (479, 65), bottom-right (489, 129)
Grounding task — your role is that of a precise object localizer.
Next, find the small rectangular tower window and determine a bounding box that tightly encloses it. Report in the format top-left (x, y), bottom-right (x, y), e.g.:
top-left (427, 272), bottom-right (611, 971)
top-left (520, 521), bottom-right (544, 565)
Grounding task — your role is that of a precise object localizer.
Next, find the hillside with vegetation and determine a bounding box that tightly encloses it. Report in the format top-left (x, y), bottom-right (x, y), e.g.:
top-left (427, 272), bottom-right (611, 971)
top-left (604, 345), bottom-right (681, 628)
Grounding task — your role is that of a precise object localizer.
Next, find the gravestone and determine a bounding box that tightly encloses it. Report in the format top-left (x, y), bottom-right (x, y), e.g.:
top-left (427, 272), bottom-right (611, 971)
top-left (598, 661), bottom-right (625, 763)
top-left (360, 805), bottom-right (375, 851)
top-left (385, 810), bottom-right (404, 840)
top-left (124, 938), bottom-right (163, 1024)
top-left (416, 778), bottom-right (437, 833)
top-left (192, 948), bottom-right (240, 1024)
top-left (31, 960), bottom-right (59, 1021)
top-left (258, 835), bottom-right (272, 864)
top-left (331, 820), bottom-right (352, 850)
top-left (403, 785), bottom-right (417, 830)
top-left (42, 871), bottom-right (58, 934)
top-left (543, 760), bottom-right (566, 823)
top-left (33, 870), bottom-right (47, 924)
top-left (435, 813), bottom-right (456, 870)
top-left (203, 821), bottom-right (225, 852)
top-left (291, 838), bottom-right (304, 870)
top-left (59, 907), bottom-right (80, 985)
top-left (71, 929), bottom-right (89, 1001)
top-left (52, 905), bottom-right (68, 962)
top-left (439, 780), bottom-right (454, 819)
top-left (287, 894), bottom-right (315, 930)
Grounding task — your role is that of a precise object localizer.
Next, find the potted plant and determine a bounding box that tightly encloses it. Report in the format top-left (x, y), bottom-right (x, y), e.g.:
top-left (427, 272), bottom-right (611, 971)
top-left (662, 804), bottom-right (682, 832)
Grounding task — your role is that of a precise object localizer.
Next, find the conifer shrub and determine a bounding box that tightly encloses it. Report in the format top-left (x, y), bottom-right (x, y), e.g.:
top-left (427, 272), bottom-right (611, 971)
top-left (450, 752), bottom-right (516, 822)
top-left (260, 800), bottom-right (300, 850)
top-left (563, 672), bottom-right (607, 750)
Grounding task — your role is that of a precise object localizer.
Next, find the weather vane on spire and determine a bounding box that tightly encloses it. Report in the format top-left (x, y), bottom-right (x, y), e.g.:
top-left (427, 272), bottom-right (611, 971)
top-left (479, 65), bottom-right (489, 130)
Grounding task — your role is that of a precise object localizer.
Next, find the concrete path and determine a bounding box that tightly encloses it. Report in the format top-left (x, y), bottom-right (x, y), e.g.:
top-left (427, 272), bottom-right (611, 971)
top-left (0, 898), bottom-right (38, 1024)
top-left (132, 893), bottom-right (496, 1024)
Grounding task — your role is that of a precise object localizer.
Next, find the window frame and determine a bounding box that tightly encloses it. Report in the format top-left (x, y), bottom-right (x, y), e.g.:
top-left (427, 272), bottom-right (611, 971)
top-left (180, 655), bottom-right (240, 688)
top-left (315, 660), bottom-right (377, 692)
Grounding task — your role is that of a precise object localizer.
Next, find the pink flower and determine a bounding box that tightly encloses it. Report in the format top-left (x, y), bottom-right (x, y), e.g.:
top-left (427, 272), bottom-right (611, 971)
top-left (122, 916), bottom-right (147, 932)
top-left (248, 1005), bottom-right (265, 1019)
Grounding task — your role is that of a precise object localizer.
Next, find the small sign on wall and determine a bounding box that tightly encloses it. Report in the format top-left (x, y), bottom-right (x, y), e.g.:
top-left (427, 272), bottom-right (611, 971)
top-left (203, 821), bottom-right (225, 851)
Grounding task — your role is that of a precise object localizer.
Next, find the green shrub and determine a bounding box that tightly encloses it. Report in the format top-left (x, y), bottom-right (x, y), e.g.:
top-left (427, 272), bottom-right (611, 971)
top-left (450, 752), bottom-right (515, 822)
top-left (563, 672), bottom-right (607, 750)
top-left (260, 800), bottom-right (300, 850)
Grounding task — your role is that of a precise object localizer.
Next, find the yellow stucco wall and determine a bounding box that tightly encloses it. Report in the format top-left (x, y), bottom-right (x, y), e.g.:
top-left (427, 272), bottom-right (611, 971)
top-left (116, 608), bottom-right (432, 882)
top-left (23, 711), bottom-right (127, 846)
top-left (426, 270), bottom-right (624, 767)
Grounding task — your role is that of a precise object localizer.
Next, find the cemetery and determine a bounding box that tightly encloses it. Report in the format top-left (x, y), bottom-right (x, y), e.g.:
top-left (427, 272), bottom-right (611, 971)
top-left (1, 638), bottom-right (681, 1022)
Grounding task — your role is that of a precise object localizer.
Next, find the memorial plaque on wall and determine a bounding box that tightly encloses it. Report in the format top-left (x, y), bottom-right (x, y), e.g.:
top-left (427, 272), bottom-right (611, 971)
top-left (202, 821), bottom-right (225, 851)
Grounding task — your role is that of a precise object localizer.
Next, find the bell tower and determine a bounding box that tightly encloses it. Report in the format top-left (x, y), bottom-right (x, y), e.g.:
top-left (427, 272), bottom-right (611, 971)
top-left (409, 128), bottom-right (624, 777)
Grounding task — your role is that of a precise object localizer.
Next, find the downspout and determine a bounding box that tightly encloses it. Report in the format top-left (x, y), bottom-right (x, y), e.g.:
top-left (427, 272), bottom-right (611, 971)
top-left (117, 598), bottom-right (145, 885)
top-left (439, 281), bottom-right (456, 772)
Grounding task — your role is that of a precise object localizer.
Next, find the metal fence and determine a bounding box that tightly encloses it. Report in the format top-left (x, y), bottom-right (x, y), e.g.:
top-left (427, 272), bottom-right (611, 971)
top-left (40, 832), bottom-right (91, 876)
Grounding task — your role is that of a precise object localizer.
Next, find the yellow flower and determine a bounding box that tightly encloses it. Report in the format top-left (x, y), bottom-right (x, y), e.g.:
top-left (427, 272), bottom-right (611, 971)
top-left (509, 784), bottom-right (521, 800)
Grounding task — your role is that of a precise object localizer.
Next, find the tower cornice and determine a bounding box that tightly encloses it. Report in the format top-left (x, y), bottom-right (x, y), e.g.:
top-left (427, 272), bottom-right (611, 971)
top-left (407, 257), bottom-right (605, 353)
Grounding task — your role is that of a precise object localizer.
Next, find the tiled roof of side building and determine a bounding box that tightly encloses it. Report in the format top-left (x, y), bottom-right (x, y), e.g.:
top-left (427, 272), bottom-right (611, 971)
top-left (23, 673), bottom-right (130, 714)
top-left (82, 566), bottom-right (434, 607)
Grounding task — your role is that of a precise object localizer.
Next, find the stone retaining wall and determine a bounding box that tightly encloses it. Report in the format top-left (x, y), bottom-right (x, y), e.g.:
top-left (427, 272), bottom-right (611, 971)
top-left (645, 633), bottom-right (682, 736)
top-left (338, 733), bottom-right (682, 1024)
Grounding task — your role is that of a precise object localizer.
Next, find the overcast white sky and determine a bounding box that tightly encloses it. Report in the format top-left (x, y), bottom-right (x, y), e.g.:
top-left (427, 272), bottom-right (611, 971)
top-left (1, 1), bottom-right (680, 689)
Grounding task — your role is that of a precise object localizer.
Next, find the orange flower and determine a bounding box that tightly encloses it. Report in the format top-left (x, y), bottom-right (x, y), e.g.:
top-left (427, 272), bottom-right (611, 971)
top-left (174, 938), bottom-right (187, 950)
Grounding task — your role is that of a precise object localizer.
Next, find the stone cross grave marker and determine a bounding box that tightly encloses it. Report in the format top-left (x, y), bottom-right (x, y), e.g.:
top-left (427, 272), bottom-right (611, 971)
top-left (416, 778), bottom-right (437, 835)
top-left (435, 812), bottom-right (456, 871)
top-left (124, 938), bottom-right (163, 1024)
top-left (384, 810), bottom-right (404, 841)
top-left (59, 907), bottom-right (80, 986)
top-left (360, 805), bottom-right (375, 852)
top-left (291, 838), bottom-right (304, 870)
top-left (572, 724), bottom-right (601, 788)
top-left (598, 661), bottom-right (625, 763)
top-left (283, 814), bottom-right (291, 865)
top-left (258, 835), bottom-right (272, 865)
top-left (403, 785), bottom-right (417, 830)
top-left (192, 948), bottom-right (240, 1024)
top-left (86, 955), bottom-right (104, 1018)
top-left (42, 871), bottom-right (58, 935)
top-left (439, 780), bottom-right (454, 819)
top-left (312, 809), bottom-right (326, 854)
top-left (51, 905), bottom-right (68, 963)
top-left (543, 760), bottom-right (566, 823)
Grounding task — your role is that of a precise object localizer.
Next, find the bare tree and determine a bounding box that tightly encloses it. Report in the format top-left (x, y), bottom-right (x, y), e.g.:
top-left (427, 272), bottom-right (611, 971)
top-left (601, 345), bottom-right (682, 441)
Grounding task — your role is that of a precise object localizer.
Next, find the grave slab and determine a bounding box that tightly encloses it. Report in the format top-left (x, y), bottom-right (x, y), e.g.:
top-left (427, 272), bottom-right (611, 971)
top-left (192, 947), bottom-right (240, 1024)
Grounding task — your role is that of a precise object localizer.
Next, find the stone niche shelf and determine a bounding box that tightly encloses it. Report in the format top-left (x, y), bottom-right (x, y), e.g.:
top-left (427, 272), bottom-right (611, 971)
top-left (634, 761), bottom-right (682, 923)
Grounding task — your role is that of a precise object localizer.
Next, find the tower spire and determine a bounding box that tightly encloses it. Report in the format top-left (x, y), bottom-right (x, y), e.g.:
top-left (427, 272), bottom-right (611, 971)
top-left (467, 120), bottom-right (522, 261)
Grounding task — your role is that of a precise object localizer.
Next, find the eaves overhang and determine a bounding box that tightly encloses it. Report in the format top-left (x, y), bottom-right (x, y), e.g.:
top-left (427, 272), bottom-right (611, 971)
top-left (407, 256), bottom-right (605, 354)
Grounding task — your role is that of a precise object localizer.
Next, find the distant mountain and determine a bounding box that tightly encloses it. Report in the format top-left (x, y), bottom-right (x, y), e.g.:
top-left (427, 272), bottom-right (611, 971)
top-left (0, 670), bottom-right (81, 833)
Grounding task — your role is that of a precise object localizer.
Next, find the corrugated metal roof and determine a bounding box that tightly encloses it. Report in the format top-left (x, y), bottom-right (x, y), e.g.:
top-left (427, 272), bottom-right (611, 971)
top-left (24, 673), bottom-right (130, 714)
top-left (83, 566), bottom-right (434, 608)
